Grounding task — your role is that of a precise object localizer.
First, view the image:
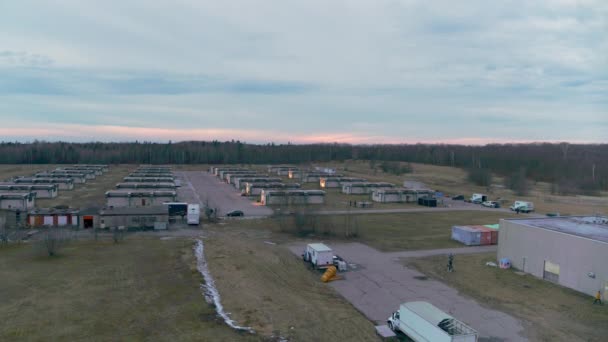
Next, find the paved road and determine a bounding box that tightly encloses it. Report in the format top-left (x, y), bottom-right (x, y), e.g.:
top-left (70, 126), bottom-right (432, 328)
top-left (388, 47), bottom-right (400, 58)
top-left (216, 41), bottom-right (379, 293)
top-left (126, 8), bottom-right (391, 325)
top-left (288, 242), bottom-right (526, 341)
top-left (176, 171), bottom-right (273, 218)
top-left (314, 206), bottom-right (511, 215)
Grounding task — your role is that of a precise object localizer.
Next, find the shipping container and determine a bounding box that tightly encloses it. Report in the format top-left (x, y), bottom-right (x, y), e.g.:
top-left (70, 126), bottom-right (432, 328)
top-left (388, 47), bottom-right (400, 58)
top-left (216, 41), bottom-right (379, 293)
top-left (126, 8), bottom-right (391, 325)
top-left (451, 226), bottom-right (481, 246)
top-left (472, 225), bottom-right (498, 245)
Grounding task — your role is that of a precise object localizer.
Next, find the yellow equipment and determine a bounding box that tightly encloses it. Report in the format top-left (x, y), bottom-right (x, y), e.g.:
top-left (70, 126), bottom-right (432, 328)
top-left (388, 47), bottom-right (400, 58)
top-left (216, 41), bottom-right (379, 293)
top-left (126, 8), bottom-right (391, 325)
top-left (321, 266), bottom-right (341, 283)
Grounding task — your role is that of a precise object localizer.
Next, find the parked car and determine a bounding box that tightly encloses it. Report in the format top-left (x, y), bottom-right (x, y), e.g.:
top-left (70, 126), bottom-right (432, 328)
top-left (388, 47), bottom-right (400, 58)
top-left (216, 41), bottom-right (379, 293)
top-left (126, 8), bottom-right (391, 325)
top-left (482, 201), bottom-right (500, 208)
top-left (452, 194), bottom-right (465, 200)
top-left (226, 210), bottom-right (244, 217)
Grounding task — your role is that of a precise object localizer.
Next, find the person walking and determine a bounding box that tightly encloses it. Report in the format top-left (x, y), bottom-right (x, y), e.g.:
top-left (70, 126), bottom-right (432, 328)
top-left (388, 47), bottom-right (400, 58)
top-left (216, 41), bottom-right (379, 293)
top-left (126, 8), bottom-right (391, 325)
top-left (447, 253), bottom-right (454, 272)
top-left (593, 290), bottom-right (603, 305)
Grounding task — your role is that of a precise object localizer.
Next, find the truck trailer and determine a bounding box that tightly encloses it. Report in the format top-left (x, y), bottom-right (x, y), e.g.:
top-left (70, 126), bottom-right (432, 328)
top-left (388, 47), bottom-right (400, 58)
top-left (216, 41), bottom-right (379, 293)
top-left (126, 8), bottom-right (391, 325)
top-left (187, 204), bottom-right (200, 225)
top-left (510, 201), bottom-right (534, 213)
top-left (387, 301), bottom-right (478, 342)
top-left (302, 243), bottom-right (334, 269)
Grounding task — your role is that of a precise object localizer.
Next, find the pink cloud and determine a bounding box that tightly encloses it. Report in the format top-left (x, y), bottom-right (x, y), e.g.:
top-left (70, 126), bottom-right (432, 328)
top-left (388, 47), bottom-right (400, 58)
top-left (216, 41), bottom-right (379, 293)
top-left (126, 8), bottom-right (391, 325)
top-left (0, 124), bottom-right (597, 145)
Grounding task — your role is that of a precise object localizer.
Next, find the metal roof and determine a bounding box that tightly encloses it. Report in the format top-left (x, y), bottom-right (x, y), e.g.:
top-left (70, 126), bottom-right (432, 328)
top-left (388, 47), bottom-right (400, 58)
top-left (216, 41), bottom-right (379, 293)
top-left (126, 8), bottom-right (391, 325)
top-left (505, 216), bottom-right (608, 243)
top-left (100, 205), bottom-right (168, 216)
top-left (0, 192), bottom-right (36, 199)
top-left (29, 208), bottom-right (79, 215)
top-left (105, 190), bottom-right (177, 197)
top-left (308, 243), bottom-right (332, 252)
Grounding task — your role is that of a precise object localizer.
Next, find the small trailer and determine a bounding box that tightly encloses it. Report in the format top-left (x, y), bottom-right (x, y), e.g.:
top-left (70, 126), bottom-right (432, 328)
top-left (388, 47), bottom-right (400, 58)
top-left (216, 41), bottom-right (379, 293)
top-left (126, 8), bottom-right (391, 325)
top-left (470, 193), bottom-right (487, 204)
top-left (510, 201), bottom-right (534, 213)
top-left (387, 301), bottom-right (478, 342)
top-left (302, 243), bottom-right (334, 269)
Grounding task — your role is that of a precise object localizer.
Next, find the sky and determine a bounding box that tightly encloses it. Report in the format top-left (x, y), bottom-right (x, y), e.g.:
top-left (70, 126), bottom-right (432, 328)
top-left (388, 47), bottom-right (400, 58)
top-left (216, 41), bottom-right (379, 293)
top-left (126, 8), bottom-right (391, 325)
top-left (0, 0), bottom-right (606, 144)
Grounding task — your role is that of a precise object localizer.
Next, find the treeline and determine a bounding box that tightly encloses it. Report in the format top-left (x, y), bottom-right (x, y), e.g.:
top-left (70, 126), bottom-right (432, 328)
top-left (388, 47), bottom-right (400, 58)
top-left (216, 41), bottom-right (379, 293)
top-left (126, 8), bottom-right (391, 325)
top-left (0, 141), bottom-right (606, 192)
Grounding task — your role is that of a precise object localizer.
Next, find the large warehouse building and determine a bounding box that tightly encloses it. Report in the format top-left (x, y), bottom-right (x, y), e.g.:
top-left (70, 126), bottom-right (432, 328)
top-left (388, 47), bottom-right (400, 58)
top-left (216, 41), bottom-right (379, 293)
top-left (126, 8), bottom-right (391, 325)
top-left (498, 216), bottom-right (608, 298)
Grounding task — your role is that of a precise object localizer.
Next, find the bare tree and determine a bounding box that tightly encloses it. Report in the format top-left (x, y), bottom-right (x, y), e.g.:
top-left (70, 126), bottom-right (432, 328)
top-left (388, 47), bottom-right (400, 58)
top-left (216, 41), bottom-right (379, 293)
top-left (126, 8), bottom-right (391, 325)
top-left (112, 227), bottom-right (125, 244)
top-left (39, 228), bottom-right (71, 257)
top-left (0, 218), bottom-right (9, 244)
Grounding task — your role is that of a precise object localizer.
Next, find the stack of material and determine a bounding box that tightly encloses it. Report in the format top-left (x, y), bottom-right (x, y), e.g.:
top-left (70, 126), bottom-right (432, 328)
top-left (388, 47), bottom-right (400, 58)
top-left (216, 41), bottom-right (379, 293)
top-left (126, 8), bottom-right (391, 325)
top-left (451, 225), bottom-right (498, 246)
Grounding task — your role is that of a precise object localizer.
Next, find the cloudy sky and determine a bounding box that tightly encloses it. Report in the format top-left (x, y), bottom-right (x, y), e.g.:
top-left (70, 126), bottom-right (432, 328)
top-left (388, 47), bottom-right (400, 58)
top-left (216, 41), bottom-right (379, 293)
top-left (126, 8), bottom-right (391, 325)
top-left (0, 1), bottom-right (606, 144)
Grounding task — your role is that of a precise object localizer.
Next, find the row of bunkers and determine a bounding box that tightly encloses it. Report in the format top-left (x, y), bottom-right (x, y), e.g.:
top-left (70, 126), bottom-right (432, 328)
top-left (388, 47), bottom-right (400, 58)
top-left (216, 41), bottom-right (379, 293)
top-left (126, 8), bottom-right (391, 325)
top-left (0, 165), bottom-right (109, 211)
top-left (105, 165), bottom-right (177, 208)
top-left (209, 165), bottom-right (439, 206)
top-left (209, 166), bottom-right (327, 205)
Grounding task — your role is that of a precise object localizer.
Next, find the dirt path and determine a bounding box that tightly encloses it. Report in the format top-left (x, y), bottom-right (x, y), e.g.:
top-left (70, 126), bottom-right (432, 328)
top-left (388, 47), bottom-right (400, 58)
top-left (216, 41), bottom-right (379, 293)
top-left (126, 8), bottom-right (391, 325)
top-left (288, 242), bottom-right (527, 341)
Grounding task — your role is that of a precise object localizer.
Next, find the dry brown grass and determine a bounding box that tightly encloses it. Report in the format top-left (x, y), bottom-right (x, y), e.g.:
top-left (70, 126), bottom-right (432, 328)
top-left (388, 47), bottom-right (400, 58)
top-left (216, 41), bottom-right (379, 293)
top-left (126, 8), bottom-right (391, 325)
top-left (0, 237), bottom-right (255, 341)
top-left (322, 160), bottom-right (608, 216)
top-left (204, 224), bottom-right (380, 341)
top-left (405, 253), bottom-right (608, 341)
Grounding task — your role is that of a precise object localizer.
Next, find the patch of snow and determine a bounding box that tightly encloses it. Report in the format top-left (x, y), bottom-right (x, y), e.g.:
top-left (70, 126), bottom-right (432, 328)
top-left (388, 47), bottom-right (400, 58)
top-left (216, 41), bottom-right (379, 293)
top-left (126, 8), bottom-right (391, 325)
top-left (194, 239), bottom-right (255, 333)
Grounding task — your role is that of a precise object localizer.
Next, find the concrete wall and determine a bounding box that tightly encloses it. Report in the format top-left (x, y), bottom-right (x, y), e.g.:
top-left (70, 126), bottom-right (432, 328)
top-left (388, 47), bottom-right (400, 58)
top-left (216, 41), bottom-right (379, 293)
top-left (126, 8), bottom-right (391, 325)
top-left (262, 194), bottom-right (325, 205)
top-left (100, 214), bottom-right (169, 229)
top-left (0, 197), bottom-right (34, 210)
top-left (498, 219), bottom-right (608, 297)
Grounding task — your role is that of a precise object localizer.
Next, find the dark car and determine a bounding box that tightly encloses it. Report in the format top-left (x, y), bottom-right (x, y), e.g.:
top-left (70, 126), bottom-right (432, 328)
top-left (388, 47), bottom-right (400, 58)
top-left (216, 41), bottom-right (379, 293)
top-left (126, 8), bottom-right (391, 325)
top-left (226, 210), bottom-right (244, 217)
top-left (452, 195), bottom-right (465, 200)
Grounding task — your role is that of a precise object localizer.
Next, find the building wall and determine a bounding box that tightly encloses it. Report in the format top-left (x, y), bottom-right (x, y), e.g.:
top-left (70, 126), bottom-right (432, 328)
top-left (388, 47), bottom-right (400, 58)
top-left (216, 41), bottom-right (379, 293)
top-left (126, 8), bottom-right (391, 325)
top-left (263, 194), bottom-right (324, 205)
top-left (107, 195), bottom-right (176, 208)
top-left (498, 219), bottom-right (608, 297)
top-left (56, 183), bottom-right (74, 190)
top-left (0, 198), bottom-right (32, 210)
top-left (100, 214), bottom-right (169, 229)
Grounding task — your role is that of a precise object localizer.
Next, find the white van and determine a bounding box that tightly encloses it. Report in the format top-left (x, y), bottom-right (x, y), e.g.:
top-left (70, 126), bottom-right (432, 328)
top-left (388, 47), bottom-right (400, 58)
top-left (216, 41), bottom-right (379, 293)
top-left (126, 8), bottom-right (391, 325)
top-left (510, 201), bottom-right (534, 213)
top-left (187, 204), bottom-right (200, 225)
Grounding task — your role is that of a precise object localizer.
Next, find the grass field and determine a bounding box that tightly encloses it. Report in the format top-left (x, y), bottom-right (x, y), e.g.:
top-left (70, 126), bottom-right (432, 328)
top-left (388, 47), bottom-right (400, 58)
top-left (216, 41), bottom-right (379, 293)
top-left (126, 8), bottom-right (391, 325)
top-left (203, 224), bottom-right (380, 341)
top-left (405, 253), bottom-right (608, 341)
top-left (0, 164), bottom-right (61, 181)
top-left (257, 211), bottom-right (519, 252)
top-left (320, 160), bottom-right (608, 216)
top-left (0, 237), bottom-right (255, 341)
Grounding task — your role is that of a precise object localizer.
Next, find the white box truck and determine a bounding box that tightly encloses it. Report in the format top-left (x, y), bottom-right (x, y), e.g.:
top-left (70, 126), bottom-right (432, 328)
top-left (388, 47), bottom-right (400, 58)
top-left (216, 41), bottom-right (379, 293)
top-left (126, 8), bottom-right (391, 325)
top-left (387, 301), bottom-right (478, 342)
top-left (470, 193), bottom-right (487, 204)
top-left (187, 204), bottom-right (200, 225)
top-left (510, 201), bottom-right (534, 213)
top-left (302, 243), bottom-right (333, 269)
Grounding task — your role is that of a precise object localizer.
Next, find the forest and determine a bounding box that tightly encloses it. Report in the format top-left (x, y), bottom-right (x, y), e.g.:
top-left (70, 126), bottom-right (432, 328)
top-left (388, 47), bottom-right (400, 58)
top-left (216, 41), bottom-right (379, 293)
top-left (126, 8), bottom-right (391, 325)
top-left (0, 141), bottom-right (606, 193)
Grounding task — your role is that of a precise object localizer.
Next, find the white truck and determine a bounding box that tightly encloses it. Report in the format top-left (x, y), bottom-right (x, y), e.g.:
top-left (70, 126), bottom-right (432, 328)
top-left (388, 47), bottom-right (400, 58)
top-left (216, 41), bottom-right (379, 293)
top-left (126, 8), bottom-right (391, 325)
top-left (470, 193), bottom-right (487, 204)
top-left (302, 243), bottom-right (334, 269)
top-left (510, 201), bottom-right (534, 213)
top-left (387, 301), bottom-right (478, 342)
top-left (187, 204), bottom-right (200, 225)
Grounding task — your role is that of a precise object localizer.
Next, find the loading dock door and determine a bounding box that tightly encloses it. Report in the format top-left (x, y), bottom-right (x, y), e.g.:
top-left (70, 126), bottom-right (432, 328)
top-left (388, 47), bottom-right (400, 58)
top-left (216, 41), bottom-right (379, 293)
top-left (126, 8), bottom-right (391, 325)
top-left (83, 216), bottom-right (94, 229)
top-left (543, 260), bottom-right (560, 283)
top-left (57, 216), bottom-right (68, 226)
top-left (43, 216), bottom-right (54, 226)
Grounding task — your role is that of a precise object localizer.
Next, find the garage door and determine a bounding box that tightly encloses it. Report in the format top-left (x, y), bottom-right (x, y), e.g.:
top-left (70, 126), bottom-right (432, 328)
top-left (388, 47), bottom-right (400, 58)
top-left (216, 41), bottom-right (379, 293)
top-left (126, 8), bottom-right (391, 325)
top-left (43, 216), bottom-right (54, 226)
top-left (543, 260), bottom-right (560, 283)
top-left (57, 216), bottom-right (68, 226)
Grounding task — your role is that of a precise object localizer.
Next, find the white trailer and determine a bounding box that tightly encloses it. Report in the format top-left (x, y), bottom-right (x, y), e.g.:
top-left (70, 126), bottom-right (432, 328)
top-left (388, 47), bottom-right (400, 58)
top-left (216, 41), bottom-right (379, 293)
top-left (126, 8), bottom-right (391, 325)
top-left (187, 204), bottom-right (200, 225)
top-left (302, 243), bottom-right (333, 269)
top-left (510, 201), bottom-right (534, 213)
top-left (470, 193), bottom-right (487, 204)
top-left (387, 301), bottom-right (478, 342)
